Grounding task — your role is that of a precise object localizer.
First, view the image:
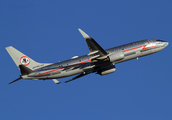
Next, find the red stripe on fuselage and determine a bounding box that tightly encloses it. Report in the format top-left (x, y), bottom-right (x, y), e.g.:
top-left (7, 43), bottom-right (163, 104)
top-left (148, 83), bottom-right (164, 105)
top-left (122, 45), bottom-right (146, 52)
top-left (122, 44), bottom-right (160, 52)
top-left (34, 59), bottom-right (91, 76)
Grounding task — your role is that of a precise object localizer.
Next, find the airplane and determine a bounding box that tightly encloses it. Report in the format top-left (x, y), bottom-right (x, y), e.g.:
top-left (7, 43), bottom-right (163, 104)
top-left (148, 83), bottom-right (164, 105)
top-left (6, 29), bottom-right (169, 84)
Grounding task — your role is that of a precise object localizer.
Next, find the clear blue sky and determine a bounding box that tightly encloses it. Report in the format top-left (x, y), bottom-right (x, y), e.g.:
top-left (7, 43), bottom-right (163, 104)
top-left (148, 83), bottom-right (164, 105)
top-left (1, 0), bottom-right (172, 120)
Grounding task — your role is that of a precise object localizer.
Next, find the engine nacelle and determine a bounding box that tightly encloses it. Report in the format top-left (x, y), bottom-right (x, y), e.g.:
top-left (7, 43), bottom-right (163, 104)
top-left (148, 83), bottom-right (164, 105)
top-left (98, 65), bottom-right (116, 76)
top-left (108, 51), bottom-right (124, 62)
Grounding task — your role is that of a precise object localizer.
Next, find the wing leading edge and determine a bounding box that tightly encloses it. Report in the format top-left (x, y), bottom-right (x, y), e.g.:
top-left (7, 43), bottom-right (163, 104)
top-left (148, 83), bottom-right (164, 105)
top-left (78, 29), bottom-right (108, 60)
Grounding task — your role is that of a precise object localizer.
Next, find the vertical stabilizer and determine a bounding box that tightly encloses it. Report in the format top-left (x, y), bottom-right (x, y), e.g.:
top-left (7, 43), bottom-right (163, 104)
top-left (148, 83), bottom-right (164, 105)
top-left (6, 46), bottom-right (51, 70)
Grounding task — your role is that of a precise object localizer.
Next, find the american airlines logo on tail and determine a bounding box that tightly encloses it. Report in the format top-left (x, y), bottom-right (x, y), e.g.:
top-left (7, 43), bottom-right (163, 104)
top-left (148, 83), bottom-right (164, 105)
top-left (20, 56), bottom-right (30, 66)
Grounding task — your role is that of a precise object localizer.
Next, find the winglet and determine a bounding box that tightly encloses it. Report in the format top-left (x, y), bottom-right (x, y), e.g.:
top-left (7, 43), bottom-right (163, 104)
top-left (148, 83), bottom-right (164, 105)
top-left (78, 28), bottom-right (108, 57)
top-left (78, 28), bottom-right (90, 39)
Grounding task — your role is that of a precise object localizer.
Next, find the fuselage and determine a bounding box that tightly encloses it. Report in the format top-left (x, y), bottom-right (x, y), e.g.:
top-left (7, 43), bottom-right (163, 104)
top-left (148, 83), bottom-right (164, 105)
top-left (23, 39), bottom-right (168, 80)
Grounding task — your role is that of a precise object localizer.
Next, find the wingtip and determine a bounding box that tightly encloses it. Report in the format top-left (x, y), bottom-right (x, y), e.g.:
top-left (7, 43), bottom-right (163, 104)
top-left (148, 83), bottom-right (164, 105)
top-left (78, 28), bottom-right (90, 39)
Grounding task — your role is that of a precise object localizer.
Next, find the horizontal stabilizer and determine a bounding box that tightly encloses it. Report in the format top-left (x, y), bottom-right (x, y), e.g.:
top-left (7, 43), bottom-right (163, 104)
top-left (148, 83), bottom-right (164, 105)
top-left (9, 77), bottom-right (22, 84)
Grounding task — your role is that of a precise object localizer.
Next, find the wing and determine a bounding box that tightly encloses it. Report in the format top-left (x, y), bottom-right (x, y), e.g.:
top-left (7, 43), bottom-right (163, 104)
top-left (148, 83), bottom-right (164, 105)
top-left (78, 29), bottom-right (108, 60)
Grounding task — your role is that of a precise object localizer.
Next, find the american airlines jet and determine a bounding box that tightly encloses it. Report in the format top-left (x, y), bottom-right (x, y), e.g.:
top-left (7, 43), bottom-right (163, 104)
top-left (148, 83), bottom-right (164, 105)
top-left (6, 29), bottom-right (169, 84)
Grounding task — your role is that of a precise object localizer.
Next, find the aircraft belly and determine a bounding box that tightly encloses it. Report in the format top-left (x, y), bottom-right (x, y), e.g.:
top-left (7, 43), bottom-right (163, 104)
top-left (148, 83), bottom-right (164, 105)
top-left (135, 51), bottom-right (141, 56)
top-left (122, 54), bottom-right (138, 62)
top-left (151, 46), bottom-right (165, 53)
top-left (115, 50), bottom-right (143, 64)
top-left (140, 49), bottom-right (152, 56)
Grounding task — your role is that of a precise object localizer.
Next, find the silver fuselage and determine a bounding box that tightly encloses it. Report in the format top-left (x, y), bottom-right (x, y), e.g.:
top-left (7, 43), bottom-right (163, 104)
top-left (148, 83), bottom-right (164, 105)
top-left (22, 39), bottom-right (168, 80)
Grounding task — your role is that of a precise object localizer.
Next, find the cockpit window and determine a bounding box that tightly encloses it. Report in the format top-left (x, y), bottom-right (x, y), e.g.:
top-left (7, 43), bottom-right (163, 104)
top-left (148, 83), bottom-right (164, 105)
top-left (156, 40), bottom-right (166, 42)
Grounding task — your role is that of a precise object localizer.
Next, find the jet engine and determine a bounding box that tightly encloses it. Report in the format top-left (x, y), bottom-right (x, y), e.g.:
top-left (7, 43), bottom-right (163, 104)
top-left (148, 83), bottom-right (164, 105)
top-left (108, 51), bottom-right (124, 62)
top-left (97, 65), bottom-right (116, 76)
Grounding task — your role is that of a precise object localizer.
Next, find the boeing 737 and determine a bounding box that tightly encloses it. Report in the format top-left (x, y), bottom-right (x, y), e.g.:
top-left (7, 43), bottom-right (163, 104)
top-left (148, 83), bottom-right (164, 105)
top-left (6, 29), bottom-right (169, 84)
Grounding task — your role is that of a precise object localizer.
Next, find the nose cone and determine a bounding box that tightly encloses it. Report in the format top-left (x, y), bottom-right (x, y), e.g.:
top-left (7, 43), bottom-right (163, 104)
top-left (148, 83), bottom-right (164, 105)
top-left (166, 42), bottom-right (169, 46)
top-left (164, 42), bottom-right (169, 47)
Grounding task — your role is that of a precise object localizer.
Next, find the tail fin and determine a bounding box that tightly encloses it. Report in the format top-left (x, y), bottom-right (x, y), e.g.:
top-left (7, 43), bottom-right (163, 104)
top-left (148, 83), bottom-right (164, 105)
top-left (6, 46), bottom-right (51, 71)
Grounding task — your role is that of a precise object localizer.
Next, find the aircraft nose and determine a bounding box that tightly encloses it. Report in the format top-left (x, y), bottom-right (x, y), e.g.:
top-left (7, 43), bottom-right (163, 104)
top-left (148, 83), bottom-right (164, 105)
top-left (164, 42), bottom-right (169, 47)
